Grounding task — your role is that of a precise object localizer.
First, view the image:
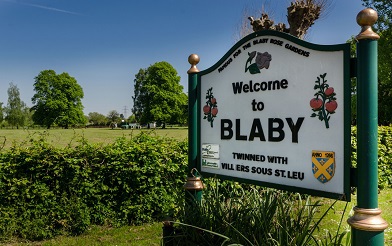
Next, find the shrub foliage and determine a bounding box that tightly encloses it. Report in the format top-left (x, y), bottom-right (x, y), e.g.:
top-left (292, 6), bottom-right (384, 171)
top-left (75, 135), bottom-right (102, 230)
top-left (351, 126), bottom-right (392, 188)
top-left (0, 126), bottom-right (390, 241)
top-left (175, 180), bottom-right (350, 246)
top-left (0, 132), bottom-right (187, 240)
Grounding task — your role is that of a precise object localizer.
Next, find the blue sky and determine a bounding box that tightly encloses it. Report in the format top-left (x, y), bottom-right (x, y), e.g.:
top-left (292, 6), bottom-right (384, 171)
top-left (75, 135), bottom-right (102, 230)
top-left (0, 0), bottom-right (365, 117)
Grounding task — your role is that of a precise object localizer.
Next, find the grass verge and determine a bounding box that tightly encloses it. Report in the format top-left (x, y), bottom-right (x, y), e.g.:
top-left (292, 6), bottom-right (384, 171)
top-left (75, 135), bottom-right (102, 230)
top-left (3, 223), bottom-right (163, 246)
top-left (2, 190), bottom-right (390, 245)
top-left (317, 188), bottom-right (391, 244)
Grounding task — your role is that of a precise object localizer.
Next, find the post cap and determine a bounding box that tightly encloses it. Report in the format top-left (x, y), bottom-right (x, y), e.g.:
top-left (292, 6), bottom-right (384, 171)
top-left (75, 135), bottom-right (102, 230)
top-left (356, 8), bottom-right (380, 40)
top-left (187, 54), bottom-right (200, 74)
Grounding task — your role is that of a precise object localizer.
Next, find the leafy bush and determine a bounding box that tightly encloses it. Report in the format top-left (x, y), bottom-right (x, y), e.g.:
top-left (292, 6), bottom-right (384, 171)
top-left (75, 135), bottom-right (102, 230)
top-left (377, 126), bottom-right (392, 188)
top-left (172, 179), bottom-right (350, 246)
top-left (351, 126), bottom-right (392, 188)
top-left (0, 126), bottom-right (391, 242)
top-left (0, 131), bottom-right (187, 240)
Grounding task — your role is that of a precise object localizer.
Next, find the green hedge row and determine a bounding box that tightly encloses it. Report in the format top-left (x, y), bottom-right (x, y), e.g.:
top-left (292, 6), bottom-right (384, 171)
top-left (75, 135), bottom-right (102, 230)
top-left (351, 126), bottom-right (392, 189)
top-left (0, 126), bottom-right (390, 241)
top-left (0, 132), bottom-right (188, 240)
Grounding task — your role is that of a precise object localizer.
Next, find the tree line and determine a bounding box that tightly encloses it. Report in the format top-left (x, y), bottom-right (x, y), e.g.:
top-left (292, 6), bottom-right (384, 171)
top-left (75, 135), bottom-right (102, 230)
top-left (0, 62), bottom-right (188, 129)
top-left (0, 70), bottom-right (86, 129)
top-left (363, 0), bottom-right (392, 125)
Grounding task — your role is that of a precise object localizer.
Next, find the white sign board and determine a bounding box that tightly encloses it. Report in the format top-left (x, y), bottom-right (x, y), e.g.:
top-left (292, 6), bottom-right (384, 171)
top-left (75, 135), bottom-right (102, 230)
top-left (198, 31), bottom-right (350, 200)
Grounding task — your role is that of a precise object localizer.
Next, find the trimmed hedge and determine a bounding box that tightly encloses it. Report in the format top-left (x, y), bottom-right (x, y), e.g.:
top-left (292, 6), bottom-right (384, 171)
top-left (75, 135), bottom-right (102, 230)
top-left (0, 126), bottom-right (390, 241)
top-left (0, 132), bottom-right (187, 240)
top-left (351, 126), bottom-right (392, 189)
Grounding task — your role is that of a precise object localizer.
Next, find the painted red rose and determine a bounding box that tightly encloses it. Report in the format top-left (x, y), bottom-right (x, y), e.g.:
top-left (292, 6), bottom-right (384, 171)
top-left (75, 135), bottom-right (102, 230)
top-left (310, 98), bottom-right (323, 110)
top-left (203, 105), bottom-right (210, 114)
top-left (211, 107), bottom-right (218, 116)
top-left (210, 97), bottom-right (217, 104)
top-left (325, 87), bottom-right (334, 97)
top-left (325, 100), bottom-right (338, 113)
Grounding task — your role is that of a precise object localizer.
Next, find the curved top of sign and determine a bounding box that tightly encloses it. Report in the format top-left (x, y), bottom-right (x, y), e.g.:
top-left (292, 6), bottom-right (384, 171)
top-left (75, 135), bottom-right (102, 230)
top-left (199, 30), bottom-right (350, 76)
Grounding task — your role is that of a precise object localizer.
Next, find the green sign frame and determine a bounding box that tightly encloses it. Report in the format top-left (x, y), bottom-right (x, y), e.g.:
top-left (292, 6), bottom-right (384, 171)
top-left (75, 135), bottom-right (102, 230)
top-left (195, 30), bottom-right (351, 201)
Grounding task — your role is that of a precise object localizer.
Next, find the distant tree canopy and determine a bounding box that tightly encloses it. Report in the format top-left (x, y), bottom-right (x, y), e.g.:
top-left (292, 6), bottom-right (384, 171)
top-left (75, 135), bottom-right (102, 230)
top-left (5, 83), bottom-right (26, 129)
top-left (88, 112), bottom-right (107, 126)
top-left (128, 114), bottom-right (137, 123)
top-left (107, 110), bottom-right (120, 124)
top-left (376, 28), bottom-right (392, 125)
top-left (132, 61), bottom-right (187, 127)
top-left (31, 70), bottom-right (85, 129)
top-left (362, 0), bottom-right (392, 125)
top-left (0, 102), bottom-right (3, 123)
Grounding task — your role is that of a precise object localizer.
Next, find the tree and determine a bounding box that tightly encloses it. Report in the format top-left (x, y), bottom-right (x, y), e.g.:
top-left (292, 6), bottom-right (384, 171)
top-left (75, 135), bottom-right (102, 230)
top-left (22, 106), bottom-right (34, 127)
top-left (88, 112), bottom-right (107, 126)
top-left (107, 110), bottom-right (120, 128)
top-left (243, 0), bottom-right (331, 40)
top-left (128, 114), bottom-right (137, 123)
top-left (132, 68), bottom-right (148, 124)
top-left (363, 0), bottom-right (391, 31)
top-left (132, 61), bottom-right (187, 128)
top-left (0, 102), bottom-right (3, 124)
top-left (362, 0), bottom-right (392, 125)
top-left (31, 70), bottom-right (85, 129)
top-left (375, 28), bottom-right (392, 125)
top-left (5, 83), bottom-right (25, 129)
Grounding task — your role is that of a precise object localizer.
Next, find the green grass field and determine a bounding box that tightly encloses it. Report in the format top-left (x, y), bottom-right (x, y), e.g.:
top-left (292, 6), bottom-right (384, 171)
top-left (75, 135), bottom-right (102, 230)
top-left (0, 128), bottom-right (390, 245)
top-left (0, 127), bottom-right (188, 150)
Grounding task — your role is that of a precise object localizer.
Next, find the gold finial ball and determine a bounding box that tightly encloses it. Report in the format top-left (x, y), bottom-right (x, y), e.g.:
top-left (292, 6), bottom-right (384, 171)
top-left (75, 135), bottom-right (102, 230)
top-left (357, 8), bottom-right (378, 27)
top-left (188, 54), bottom-right (200, 66)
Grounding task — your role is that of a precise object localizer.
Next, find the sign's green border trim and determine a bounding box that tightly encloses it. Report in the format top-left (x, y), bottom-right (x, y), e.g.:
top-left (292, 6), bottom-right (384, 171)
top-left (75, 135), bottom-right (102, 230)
top-left (196, 30), bottom-right (351, 201)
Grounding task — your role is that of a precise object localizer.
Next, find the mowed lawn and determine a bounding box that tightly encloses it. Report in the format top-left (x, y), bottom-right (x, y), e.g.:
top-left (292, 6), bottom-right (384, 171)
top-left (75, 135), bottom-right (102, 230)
top-left (0, 127), bottom-right (188, 150)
